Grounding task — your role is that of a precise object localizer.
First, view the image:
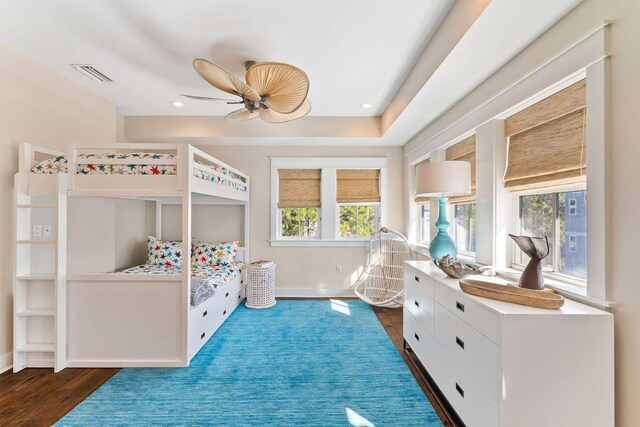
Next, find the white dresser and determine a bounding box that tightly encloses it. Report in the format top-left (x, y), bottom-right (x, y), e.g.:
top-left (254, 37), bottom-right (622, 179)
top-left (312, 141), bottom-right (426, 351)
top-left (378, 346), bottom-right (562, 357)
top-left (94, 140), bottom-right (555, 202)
top-left (403, 261), bottom-right (614, 427)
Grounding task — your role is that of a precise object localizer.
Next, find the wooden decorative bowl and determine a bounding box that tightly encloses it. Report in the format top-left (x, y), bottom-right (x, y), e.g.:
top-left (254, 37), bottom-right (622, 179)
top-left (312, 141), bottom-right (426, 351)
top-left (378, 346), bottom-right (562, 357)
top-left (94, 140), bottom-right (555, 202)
top-left (459, 278), bottom-right (565, 309)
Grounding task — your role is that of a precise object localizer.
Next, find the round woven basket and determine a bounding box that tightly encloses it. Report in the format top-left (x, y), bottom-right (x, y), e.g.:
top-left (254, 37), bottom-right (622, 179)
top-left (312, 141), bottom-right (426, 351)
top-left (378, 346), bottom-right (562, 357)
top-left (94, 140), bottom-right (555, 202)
top-left (246, 263), bottom-right (276, 309)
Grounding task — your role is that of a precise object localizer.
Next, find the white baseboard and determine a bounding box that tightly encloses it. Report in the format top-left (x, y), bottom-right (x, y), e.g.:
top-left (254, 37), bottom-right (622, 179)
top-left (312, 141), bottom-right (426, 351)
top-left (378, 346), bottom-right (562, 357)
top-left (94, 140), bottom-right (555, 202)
top-left (275, 288), bottom-right (356, 298)
top-left (0, 352), bottom-right (13, 374)
top-left (67, 359), bottom-right (185, 368)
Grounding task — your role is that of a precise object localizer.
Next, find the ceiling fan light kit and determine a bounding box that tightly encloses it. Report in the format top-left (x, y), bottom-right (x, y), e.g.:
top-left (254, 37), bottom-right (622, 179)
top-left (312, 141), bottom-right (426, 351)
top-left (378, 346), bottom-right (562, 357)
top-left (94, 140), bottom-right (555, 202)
top-left (185, 58), bottom-right (311, 123)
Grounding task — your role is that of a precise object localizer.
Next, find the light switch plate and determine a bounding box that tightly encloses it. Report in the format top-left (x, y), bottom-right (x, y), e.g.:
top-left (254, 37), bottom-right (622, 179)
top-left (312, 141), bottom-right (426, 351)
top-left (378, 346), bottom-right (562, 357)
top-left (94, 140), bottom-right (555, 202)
top-left (33, 225), bottom-right (42, 238)
top-left (43, 225), bottom-right (52, 238)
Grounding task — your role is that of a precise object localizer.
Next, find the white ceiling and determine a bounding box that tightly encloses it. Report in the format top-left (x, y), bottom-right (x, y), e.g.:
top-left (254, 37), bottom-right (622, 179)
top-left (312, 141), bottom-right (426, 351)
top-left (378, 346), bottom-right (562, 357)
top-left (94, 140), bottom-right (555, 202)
top-left (0, 0), bottom-right (585, 147)
top-left (0, 0), bottom-right (453, 117)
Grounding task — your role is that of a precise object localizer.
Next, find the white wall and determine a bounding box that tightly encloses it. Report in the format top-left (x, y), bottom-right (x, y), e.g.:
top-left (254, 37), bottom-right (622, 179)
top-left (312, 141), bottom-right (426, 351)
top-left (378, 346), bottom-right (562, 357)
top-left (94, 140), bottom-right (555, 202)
top-left (161, 204), bottom-right (245, 244)
top-left (0, 43), bottom-right (117, 369)
top-left (404, 0), bottom-right (640, 424)
top-left (66, 198), bottom-right (154, 274)
top-left (195, 145), bottom-right (405, 292)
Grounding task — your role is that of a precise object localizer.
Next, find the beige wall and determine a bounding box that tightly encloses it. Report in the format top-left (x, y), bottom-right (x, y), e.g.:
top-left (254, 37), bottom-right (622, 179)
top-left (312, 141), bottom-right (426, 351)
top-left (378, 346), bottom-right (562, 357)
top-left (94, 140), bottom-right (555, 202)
top-left (404, 0), bottom-right (640, 424)
top-left (0, 43), bottom-right (117, 365)
top-left (194, 145), bottom-right (404, 290)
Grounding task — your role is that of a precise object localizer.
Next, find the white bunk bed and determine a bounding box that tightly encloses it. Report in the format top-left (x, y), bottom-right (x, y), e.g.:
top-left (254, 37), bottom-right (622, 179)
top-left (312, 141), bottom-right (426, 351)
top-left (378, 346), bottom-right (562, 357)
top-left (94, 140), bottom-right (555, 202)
top-left (14, 143), bottom-right (250, 372)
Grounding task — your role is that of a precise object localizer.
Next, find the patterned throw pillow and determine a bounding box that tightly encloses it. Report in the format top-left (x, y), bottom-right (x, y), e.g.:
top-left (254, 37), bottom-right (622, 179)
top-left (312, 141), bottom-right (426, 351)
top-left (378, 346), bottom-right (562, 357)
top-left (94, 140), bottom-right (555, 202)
top-left (147, 236), bottom-right (183, 268)
top-left (191, 241), bottom-right (239, 267)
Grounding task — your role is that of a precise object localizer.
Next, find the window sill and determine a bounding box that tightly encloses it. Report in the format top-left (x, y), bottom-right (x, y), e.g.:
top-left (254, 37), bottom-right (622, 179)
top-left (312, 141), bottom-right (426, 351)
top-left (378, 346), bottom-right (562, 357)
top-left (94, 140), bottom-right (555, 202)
top-left (411, 243), bottom-right (431, 259)
top-left (495, 267), bottom-right (616, 310)
top-left (270, 239), bottom-right (369, 247)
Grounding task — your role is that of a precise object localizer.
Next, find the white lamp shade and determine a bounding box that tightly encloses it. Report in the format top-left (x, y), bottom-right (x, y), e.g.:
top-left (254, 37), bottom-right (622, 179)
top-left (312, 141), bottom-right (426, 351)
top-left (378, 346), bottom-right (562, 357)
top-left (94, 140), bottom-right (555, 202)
top-left (415, 160), bottom-right (471, 197)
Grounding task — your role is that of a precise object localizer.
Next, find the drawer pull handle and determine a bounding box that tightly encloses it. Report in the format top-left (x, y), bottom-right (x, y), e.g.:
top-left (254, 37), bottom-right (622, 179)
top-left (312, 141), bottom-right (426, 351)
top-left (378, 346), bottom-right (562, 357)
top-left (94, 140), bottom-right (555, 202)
top-left (456, 301), bottom-right (465, 312)
top-left (200, 332), bottom-right (205, 340)
top-left (238, 294), bottom-right (241, 300)
top-left (414, 300), bottom-right (420, 308)
top-left (456, 336), bottom-right (465, 349)
top-left (226, 292), bottom-right (229, 297)
top-left (223, 310), bottom-right (227, 316)
top-left (414, 276), bottom-right (420, 283)
top-left (241, 280), bottom-right (244, 284)
top-left (456, 383), bottom-right (464, 398)
top-left (202, 310), bottom-right (208, 318)
top-left (414, 332), bottom-right (420, 342)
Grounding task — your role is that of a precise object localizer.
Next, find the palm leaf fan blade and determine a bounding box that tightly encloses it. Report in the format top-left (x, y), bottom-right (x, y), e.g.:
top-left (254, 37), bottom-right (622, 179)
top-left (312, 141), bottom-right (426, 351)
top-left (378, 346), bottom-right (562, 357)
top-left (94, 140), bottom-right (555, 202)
top-left (193, 59), bottom-right (260, 101)
top-left (260, 99), bottom-right (311, 124)
top-left (226, 108), bottom-right (259, 121)
top-left (246, 62), bottom-right (309, 113)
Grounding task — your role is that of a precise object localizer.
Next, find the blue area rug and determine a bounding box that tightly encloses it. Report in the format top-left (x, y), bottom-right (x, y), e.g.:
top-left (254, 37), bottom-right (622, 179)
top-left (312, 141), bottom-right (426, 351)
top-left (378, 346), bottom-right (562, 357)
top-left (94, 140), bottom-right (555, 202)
top-left (57, 299), bottom-right (442, 426)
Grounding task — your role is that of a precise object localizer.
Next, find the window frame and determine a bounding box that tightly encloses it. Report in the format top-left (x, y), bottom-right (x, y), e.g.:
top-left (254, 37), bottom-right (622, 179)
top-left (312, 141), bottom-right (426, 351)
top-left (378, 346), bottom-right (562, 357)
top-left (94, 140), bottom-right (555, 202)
top-left (277, 207), bottom-right (321, 240)
top-left (419, 204), bottom-right (431, 245)
top-left (406, 27), bottom-right (612, 307)
top-left (510, 183), bottom-right (587, 286)
top-left (270, 157), bottom-right (387, 247)
top-left (452, 202), bottom-right (477, 259)
top-left (336, 202), bottom-right (381, 240)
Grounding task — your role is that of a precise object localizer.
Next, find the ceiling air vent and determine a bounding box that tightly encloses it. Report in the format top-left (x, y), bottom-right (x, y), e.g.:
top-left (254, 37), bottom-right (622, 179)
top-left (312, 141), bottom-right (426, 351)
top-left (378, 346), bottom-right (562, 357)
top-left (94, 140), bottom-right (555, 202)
top-left (70, 64), bottom-right (113, 83)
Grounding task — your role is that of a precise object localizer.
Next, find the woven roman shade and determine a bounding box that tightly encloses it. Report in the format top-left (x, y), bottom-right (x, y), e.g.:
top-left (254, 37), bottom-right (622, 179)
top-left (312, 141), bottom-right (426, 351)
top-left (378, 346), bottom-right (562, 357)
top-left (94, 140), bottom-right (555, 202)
top-left (414, 159), bottom-right (430, 205)
top-left (277, 169), bottom-right (321, 208)
top-left (336, 169), bottom-right (380, 203)
top-left (504, 80), bottom-right (586, 191)
top-left (445, 135), bottom-right (476, 204)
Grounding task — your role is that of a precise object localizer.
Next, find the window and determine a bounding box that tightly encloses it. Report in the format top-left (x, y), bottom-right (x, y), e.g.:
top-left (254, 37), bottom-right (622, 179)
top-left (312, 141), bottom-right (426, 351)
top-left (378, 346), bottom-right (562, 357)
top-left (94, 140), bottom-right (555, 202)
top-left (281, 208), bottom-right (319, 237)
top-left (505, 79), bottom-right (589, 284)
top-left (516, 190), bottom-right (586, 281)
top-left (336, 169), bottom-right (381, 239)
top-left (453, 203), bottom-right (476, 254)
top-left (277, 169), bottom-right (321, 239)
top-left (420, 204), bottom-right (431, 242)
top-left (271, 158), bottom-right (387, 246)
top-left (339, 204), bottom-right (378, 238)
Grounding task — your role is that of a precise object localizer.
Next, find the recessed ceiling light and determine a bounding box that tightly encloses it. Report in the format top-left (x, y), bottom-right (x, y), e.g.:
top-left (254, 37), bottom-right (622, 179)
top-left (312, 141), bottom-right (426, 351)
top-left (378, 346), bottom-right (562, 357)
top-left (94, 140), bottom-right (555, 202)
top-left (361, 103), bottom-right (372, 109)
top-left (171, 101), bottom-right (184, 107)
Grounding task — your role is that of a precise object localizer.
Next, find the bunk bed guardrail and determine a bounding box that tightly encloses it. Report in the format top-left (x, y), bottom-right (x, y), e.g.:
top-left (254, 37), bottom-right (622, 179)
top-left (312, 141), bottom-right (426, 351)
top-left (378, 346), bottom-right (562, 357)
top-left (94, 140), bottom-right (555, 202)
top-left (20, 142), bottom-right (250, 199)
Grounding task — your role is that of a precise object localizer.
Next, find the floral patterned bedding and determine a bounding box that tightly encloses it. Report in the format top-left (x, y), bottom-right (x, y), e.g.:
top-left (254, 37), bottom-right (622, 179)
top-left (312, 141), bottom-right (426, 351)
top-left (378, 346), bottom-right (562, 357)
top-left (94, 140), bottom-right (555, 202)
top-left (116, 261), bottom-right (244, 307)
top-left (32, 153), bottom-right (177, 175)
top-left (30, 153), bottom-right (248, 192)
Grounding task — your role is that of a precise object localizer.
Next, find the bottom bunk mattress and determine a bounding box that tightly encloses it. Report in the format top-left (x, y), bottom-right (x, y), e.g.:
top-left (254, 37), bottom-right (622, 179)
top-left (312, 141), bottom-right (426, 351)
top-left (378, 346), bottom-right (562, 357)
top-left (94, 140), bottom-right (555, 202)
top-left (116, 261), bottom-right (244, 307)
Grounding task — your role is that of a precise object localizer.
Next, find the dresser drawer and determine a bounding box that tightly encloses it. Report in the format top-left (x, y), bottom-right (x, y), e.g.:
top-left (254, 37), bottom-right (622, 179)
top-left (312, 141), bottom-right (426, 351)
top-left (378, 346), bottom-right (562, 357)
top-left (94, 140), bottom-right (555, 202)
top-left (404, 266), bottom-right (435, 300)
top-left (404, 279), bottom-right (435, 337)
top-left (435, 303), bottom-right (501, 403)
top-left (403, 309), bottom-right (437, 369)
top-left (432, 344), bottom-right (500, 427)
top-left (435, 283), bottom-right (501, 344)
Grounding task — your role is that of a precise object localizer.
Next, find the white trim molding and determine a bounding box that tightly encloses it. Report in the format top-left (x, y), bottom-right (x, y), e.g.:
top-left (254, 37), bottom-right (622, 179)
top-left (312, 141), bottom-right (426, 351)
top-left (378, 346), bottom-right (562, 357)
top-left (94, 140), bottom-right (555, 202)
top-left (0, 352), bottom-right (13, 374)
top-left (275, 288), bottom-right (356, 298)
top-left (404, 23), bottom-right (612, 306)
top-left (406, 21), bottom-right (610, 165)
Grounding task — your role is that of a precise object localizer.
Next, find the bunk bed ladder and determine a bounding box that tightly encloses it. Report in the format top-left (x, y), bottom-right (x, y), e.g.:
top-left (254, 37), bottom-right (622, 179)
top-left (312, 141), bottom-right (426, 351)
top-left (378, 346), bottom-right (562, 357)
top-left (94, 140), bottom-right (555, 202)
top-left (13, 173), bottom-right (67, 373)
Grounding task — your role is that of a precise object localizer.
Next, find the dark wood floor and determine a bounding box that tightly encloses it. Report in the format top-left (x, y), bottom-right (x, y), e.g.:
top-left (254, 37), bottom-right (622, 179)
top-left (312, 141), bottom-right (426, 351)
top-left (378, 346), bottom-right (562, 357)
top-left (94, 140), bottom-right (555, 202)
top-left (372, 306), bottom-right (456, 427)
top-left (0, 303), bottom-right (451, 426)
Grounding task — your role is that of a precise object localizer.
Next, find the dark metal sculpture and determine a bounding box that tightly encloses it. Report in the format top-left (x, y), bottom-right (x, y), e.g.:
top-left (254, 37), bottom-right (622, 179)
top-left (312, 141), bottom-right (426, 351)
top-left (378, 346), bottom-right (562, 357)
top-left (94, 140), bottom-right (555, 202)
top-left (509, 234), bottom-right (550, 290)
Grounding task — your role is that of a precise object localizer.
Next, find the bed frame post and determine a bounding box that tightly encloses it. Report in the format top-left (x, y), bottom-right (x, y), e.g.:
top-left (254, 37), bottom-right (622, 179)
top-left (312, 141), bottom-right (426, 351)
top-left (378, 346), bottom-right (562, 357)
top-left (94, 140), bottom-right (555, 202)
top-left (155, 201), bottom-right (162, 239)
top-left (19, 142), bottom-right (34, 172)
top-left (68, 143), bottom-right (77, 191)
top-left (244, 177), bottom-right (250, 265)
top-left (180, 144), bottom-right (192, 366)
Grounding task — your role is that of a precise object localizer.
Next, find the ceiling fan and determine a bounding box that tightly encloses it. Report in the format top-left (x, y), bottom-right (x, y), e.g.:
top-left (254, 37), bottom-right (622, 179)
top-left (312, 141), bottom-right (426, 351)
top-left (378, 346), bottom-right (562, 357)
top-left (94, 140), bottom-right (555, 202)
top-left (182, 59), bottom-right (311, 123)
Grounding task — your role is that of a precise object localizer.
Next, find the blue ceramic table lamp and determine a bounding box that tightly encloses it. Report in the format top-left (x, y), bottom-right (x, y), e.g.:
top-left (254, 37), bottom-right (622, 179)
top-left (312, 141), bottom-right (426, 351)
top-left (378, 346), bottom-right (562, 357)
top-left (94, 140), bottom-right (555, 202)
top-left (415, 160), bottom-right (471, 260)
